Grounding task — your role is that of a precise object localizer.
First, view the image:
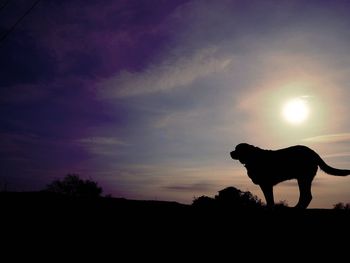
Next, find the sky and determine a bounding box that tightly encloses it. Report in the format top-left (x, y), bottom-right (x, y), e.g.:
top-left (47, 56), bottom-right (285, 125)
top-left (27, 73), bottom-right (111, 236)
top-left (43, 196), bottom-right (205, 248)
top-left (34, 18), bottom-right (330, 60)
top-left (1, 0), bottom-right (350, 208)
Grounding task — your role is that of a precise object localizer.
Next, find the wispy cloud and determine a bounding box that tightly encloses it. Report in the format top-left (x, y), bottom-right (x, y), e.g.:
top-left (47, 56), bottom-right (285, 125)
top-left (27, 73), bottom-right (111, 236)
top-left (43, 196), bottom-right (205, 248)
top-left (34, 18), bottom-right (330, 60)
top-left (322, 152), bottom-right (350, 159)
top-left (78, 137), bottom-right (128, 145)
top-left (153, 108), bottom-right (205, 130)
top-left (164, 182), bottom-right (216, 192)
top-left (303, 133), bottom-right (350, 143)
top-left (0, 132), bottom-right (40, 156)
top-left (97, 47), bottom-right (232, 98)
top-left (77, 136), bottom-right (129, 156)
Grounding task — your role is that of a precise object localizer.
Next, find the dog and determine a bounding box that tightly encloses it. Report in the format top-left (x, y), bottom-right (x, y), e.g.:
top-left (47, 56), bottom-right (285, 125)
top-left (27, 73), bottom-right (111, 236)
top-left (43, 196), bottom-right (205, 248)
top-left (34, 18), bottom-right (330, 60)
top-left (230, 143), bottom-right (350, 209)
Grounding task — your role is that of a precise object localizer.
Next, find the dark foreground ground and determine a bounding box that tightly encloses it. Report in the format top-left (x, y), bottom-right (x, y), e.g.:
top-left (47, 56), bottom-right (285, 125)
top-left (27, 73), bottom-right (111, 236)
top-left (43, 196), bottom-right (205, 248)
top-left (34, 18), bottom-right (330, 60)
top-left (1, 192), bottom-right (349, 256)
top-left (2, 191), bottom-right (350, 228)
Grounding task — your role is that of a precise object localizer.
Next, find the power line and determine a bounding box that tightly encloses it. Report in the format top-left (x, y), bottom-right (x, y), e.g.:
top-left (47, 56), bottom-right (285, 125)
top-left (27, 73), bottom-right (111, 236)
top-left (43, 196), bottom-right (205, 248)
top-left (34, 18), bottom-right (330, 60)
top-left (0, 0), bottom-right (40, 45)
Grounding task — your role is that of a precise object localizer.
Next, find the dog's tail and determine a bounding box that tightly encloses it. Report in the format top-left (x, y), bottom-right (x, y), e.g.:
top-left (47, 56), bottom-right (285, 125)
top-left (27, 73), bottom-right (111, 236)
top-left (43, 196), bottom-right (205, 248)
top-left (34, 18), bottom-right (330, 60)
top-left (317, 155), bottom-right (350, 176)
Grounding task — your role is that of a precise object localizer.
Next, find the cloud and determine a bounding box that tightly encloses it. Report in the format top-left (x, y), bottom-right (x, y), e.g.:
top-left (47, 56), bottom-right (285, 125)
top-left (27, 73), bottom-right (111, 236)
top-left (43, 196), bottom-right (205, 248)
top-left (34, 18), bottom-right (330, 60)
top-left (153, 109), bottom-right (204, 130)
top-left (322, 152), bottom-right (350, 159)
top-left (303, 133), bottom-right (350, 143)
top-left (164, 182), bottom-right (216, 192)
top-left (97, 47), bottom-right (232, 98)
top-left (0, 132), bottom-right (40, 156)
top-left (78, 137), bottom-right (128, 145)
top-left (77, 136), bottom-right (129, 156)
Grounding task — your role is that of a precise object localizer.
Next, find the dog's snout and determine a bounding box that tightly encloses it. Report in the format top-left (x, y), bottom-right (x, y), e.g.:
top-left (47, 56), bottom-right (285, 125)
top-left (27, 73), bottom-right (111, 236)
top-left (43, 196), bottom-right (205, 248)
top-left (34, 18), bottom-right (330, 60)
top-left (230, 151), bottom-right (237, 159)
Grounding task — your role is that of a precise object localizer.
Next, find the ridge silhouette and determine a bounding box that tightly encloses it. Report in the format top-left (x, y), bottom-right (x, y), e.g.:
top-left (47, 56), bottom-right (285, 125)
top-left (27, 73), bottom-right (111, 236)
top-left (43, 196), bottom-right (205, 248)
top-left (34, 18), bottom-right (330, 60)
top-left (230, 143), bottom-right (350, 209)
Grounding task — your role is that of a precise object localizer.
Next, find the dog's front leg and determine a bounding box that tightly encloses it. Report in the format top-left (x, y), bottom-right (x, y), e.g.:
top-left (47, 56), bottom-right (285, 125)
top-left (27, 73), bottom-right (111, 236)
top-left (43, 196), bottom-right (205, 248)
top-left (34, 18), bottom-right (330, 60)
top-left (260, 184), bottom-right (274, 208)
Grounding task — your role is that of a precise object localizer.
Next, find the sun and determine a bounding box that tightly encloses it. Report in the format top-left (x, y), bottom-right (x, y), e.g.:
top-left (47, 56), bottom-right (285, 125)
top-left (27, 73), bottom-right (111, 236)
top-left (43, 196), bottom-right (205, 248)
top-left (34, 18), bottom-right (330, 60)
top-left (282, 98), bottom-right (309, 125)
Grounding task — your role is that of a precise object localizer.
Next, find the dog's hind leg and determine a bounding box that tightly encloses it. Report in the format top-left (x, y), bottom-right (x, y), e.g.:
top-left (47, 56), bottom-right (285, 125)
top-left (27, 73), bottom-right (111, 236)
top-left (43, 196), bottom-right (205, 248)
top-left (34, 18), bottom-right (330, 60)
top-left (296, 179), bottom-right (313, 209)
top-left (260, 184), bottom-right (274, 208)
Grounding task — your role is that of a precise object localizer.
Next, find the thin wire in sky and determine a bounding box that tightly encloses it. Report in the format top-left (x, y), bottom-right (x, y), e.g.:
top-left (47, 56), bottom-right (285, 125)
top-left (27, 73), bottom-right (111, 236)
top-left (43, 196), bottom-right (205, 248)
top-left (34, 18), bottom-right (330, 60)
top-left (0, 0), bottom-right (40, 45)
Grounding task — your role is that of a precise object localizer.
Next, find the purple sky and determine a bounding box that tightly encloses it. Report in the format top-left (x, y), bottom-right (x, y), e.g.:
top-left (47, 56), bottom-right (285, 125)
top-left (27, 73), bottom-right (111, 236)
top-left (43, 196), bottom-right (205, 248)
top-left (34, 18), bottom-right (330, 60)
top-left (2, 0), bottom-right (350, 208)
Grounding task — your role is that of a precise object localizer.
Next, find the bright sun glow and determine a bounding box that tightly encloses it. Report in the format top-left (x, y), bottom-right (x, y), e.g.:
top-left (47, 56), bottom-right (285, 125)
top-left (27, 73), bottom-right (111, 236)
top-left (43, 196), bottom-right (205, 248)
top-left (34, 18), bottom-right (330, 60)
top-left (282, 98), bottom-right (309, 125)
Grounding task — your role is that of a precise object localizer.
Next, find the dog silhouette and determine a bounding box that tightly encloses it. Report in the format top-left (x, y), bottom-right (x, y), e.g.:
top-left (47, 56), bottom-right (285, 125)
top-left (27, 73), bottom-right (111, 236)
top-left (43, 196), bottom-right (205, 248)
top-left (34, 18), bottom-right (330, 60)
top-left (230, 143), bottom-right (350, 209)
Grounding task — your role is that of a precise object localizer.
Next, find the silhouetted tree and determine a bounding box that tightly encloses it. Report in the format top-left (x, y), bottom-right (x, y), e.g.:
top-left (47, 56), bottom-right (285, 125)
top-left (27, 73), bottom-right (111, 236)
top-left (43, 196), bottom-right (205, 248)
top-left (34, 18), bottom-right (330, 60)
top-left (215, 186), bottom-right (241, 203)
top-left (274, 200), bottom-right (289, 208)
top-left (333, 202), bottom-right (350, 210)
top-left (45, 174), bottom-right (102, 198)
top-left (215, 186), bottom-right (263, 209)
top-left (191, 186), bottom-right (263, 209)
top-left (192, 195), bottom-right (216, 207)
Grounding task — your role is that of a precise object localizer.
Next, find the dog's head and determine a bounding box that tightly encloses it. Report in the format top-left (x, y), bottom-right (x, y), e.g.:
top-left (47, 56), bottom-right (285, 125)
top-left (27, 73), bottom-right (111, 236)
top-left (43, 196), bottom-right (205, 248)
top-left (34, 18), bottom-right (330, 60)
top-left (230, 143), bottom-right (259, 164)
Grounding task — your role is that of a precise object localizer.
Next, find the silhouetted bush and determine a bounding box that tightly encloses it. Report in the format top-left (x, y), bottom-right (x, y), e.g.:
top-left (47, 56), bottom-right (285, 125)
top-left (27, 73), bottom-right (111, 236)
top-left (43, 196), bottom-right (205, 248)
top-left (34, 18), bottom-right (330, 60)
top-left (191, 186), bottom-right (263, 209)
top-left (45, 174), bottom-right (102, 198)
top-left (274, 200), bottom-right (289, 208)
top-left (215, 186), bottom-right (263, 209)
top-left (192, 195), bottom-right (216, 207)
top-left (333, 202), bottom-right (350, 210)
